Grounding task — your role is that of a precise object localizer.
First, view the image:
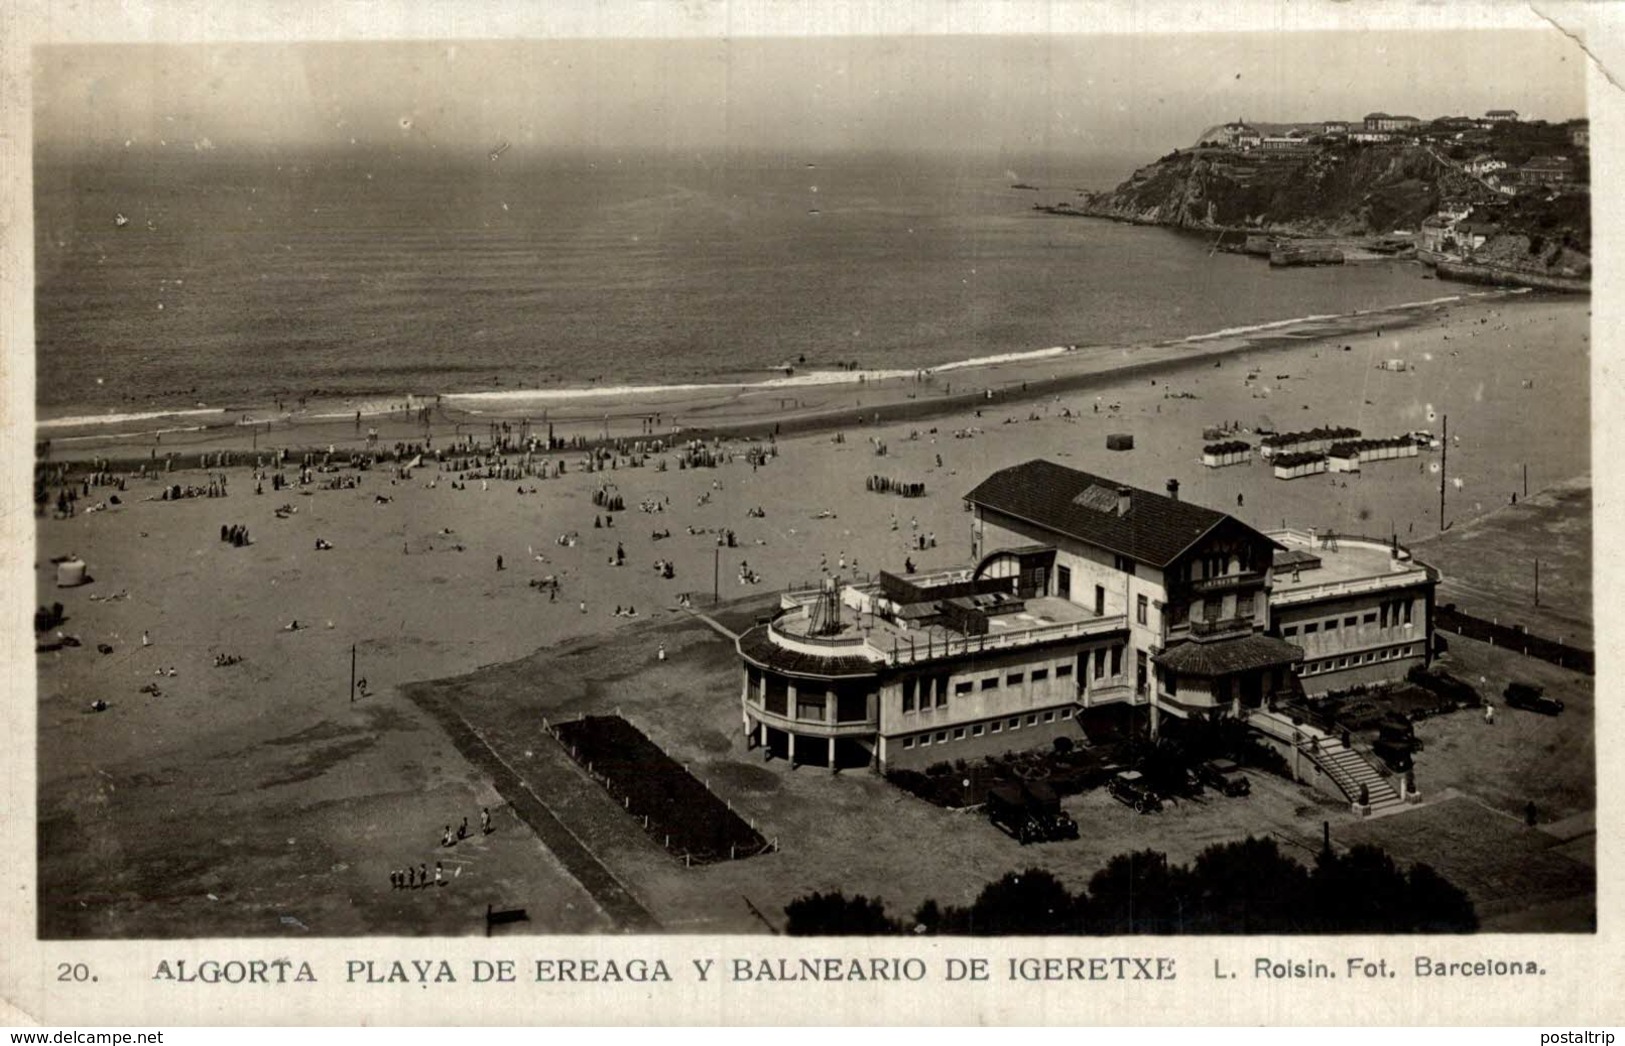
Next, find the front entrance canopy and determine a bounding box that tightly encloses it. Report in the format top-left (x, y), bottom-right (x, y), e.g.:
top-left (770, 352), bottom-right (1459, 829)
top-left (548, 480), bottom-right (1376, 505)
top-left (1153, 633), bottom-right (1304, 679)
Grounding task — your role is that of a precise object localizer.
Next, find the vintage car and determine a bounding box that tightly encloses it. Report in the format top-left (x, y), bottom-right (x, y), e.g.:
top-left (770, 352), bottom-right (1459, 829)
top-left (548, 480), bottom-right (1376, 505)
top-left (1504, 682), bottom-right (1565, 716)
top-left (1106, 770), bottom-right (1163, 814)
top-left (1198, 758), bottom-right (1251, 797)
top-left (986, 782), bottom-right (1079, 844)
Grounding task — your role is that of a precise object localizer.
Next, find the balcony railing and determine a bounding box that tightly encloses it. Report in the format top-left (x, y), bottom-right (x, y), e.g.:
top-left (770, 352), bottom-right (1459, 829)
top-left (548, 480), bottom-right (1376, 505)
top-left (1270, 572), bottom-right (1429, 606)
top-left (1188, 570), bottom-right (1267, 595)
top-left (882, 614), bottom-right (1128, 666)
top-left (1190, 615), bottom-right (1256, 638)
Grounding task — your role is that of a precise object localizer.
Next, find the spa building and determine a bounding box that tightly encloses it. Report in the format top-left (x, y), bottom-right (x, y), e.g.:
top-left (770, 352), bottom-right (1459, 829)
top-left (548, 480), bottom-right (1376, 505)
top-left (735, 459), bottom-right (1437, 772)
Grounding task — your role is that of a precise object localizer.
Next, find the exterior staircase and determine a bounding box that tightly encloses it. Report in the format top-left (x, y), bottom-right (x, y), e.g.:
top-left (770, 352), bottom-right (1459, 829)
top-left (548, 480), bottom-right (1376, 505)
top-left (1307, 742), bottom-right (1405, 814)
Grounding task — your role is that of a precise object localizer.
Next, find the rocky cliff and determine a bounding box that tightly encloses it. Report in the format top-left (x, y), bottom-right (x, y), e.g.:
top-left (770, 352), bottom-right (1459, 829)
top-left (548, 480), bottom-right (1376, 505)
top-left (1069, 140), bottom-right (1589, 276)
top-left (1075, 143), bottom-right (1477, 236)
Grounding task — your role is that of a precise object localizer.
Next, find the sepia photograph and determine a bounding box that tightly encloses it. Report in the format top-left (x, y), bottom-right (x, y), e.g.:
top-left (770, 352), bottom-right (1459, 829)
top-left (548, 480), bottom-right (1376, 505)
top-left (7, 2), bottom-right (1616, 1024)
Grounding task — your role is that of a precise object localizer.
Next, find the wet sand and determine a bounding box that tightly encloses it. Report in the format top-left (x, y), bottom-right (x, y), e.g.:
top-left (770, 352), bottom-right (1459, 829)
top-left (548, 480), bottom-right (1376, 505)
top-left (32, 291), bottom-right (1589, 936)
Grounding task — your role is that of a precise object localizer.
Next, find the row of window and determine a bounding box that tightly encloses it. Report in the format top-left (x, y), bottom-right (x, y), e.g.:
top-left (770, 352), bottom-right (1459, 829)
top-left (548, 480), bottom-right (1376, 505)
top-left (1296, 645), bottom-right (1418, 675)
top-left (901, 662), bottom-right (1075, 712)
top-left (1281, 602), bottom-right (1413, 638)
top-left (897, 707), bottom-right (1073, 749)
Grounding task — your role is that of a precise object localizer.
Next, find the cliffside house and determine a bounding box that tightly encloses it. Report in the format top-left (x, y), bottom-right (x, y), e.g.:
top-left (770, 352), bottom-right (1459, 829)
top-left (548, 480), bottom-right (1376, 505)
top-left (735, 461), bottom-right (1442, 772)
top-left (1349, 130), bottom-right (1394, 144)
top-left (1464, 154), bottom-right (1508, 177)
top-left (1267, 529), bottom-right (1437, 697)
top-left (1363, 112), bottom-right (1421, 132)
top-left (1486, 109), bottom-right (1520, 123)
top-left (1572, 122), bottom-right (1590, 148)
top-left (1259, 131), bottom-right (1312, 152)
top-left (1519, 155), bottom-right (1576, 189)
top-left (1201, 121), bottom-right (1262, 150)
top-left (1322, 121), bottom-right (1349, 135)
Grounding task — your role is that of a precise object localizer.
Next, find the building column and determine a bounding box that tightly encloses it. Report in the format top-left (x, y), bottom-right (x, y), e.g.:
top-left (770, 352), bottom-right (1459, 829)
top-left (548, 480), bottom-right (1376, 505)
top-left (828, 736), bottom-right (837, 771)
top-left (1149, 699), bottom-right (1162, 738)
top-left (787, 731), bottom-right (797, 767)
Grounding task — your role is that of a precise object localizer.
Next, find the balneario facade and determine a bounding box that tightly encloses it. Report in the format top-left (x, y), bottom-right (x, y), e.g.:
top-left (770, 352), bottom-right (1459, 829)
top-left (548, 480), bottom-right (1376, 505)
top-left (736, 459), bottom-right (1437, 772)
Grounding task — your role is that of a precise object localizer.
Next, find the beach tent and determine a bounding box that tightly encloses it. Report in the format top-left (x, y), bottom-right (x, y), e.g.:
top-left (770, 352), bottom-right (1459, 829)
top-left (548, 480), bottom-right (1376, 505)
top-left (56, 559), bottom-right (88, 587)
top-left (1106, 434), bottom-right (1134, 451)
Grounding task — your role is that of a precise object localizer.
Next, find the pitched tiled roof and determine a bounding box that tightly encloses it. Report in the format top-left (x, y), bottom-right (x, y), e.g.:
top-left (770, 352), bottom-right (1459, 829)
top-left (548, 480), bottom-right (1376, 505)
top-left (736, 625), bottom-right (880, 679)
top-left (1154, 634), bottom-right (1305, 677)
top-left (966, 459), bottom-right (1252, 568)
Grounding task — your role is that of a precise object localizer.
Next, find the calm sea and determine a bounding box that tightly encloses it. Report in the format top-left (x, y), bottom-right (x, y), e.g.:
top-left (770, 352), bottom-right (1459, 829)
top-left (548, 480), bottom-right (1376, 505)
top-left (35, 149), bottom-right (1446, 418)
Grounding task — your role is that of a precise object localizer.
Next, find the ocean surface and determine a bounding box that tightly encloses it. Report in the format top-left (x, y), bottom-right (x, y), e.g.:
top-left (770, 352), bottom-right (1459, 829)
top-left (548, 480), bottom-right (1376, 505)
top-left (35, 149), bottom-right (1451, 421)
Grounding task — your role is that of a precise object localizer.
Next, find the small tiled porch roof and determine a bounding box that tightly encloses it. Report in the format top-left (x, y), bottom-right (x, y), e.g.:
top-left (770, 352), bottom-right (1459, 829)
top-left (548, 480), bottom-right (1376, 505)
top-left (1154, 633), bottom-right (1305, 678)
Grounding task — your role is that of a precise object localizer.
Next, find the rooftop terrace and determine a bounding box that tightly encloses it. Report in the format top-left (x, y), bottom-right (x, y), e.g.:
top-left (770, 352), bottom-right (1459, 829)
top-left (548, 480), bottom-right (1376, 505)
top-left (1267, 528), bottom-right (1438, 606)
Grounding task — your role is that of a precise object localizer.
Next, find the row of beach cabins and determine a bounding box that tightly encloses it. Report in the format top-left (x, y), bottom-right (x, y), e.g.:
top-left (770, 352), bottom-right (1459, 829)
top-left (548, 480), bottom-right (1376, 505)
top-left (1203, 426), bottom-right (1429, 479)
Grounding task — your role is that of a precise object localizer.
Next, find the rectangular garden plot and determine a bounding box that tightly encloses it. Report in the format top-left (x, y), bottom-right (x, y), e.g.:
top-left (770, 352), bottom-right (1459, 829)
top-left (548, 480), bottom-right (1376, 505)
top-left (551, 715), bottom-right (771, 865)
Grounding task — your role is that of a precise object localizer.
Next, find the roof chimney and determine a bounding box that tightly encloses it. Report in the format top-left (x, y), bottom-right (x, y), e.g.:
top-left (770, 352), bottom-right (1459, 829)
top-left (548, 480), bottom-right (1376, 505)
top-left (1117, 487), bottom-right (1133, 516)
top-left (1166, 478), bottom-right (1180, 502)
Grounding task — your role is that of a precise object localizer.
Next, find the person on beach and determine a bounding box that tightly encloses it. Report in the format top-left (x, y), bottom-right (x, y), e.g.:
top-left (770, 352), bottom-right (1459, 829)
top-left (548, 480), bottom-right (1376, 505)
top-left (1484, 703), bottom-right (1495, 726)
top-left (142, 631), bottom-right (151, 647)
top-left (441, 824), bottom-right (455, 847)
top-left (458, 817), bottom-right (469, 841)
top-left (434, 863), bottom-right (445, 887)
top-left (419, 863), bottom-right (428, 889)
top-left (481, 807), bottom-right (492, 835)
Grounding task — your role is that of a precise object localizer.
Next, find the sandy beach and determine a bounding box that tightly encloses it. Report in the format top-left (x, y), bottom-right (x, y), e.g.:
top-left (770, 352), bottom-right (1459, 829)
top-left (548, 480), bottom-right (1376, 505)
top-left (32, 291), bottom-right (1590, 936)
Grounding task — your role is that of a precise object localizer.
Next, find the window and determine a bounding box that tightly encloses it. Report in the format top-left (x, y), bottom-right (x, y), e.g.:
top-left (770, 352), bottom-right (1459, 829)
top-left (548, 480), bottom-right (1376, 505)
top-left (903, 737), bottom-right (915, 749)
top-left (1136, 594), bottom-right (1148, 625)
top-left (1325, 619), bottom-right (1339, 632)
top-left (1094, 585), bottom-right (1106, 615)
top-left (1060, 708), bottom-right (1073, 720)
top-left (1111, 645), bottom-right (1124, 677)
top-left (1164, 671), bottom-right (1178, 697)
top-left (797, 693), bottom-right (826, 721)
top-left (1304, 622), bottom-right (1319, 635)
top-left (991, 721), bottom-right (1003, 733)
top-left (1284, 625), bottom-right (1299, 637)
top-left (1336, 657), bottom-right (1348, 669)
top-left (936, 731), bottom-right (947, 743)
top-left (981, 677), bottom-right (999, 691)
top-left (972, 725), bottom-right (984, 737)
top-left (1032, 668), bottom-right (1049, 682)
top-left (1056, 663), bottom-right (1073, 679)
top-left (1043, 711), bottom-right (1055, 723)
top-left (953, 728), bottom-right (965, 740)
top-left (936, 678), bottom-right (950, 708)
top-left (1238, 592), bottom-right (1256, 619)
top-left (1202, 599), bottom-right (1222, 623)
top-left (1115, 555), bottom-right (1135, 574)
top-left (1364, 612), bottom-right (1378, 624)
top-left (1027, 715), bottom-right (1039, 726)
top-left (1094, 649), bottom-right (1107, 680)
top-left (954, 680), bottom-right (973, 696)
top-left (919, 735), bottom-right (931, 747)
top-left (1345, 616), bottom-right (1358, 628)
top-left (1056, 565), bottom-right (1072, 601)
top-left (1403, 600), bottom-right (1413, 626)
top-left (902, 679), bottom-right (916, 713)
top-left (1006, 672), bottom-right (1024, 686)
top-left (1009, 717), bottom-right (1021, 731)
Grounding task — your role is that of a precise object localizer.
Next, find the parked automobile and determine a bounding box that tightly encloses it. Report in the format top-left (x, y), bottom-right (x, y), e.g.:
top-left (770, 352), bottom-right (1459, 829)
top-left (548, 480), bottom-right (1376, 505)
top-left (1198, 758), bottom-right (1251, 797)
top-left (1504, 682), bottom-right (1565, 716)
top-left (1107, 770), bottom-right (1163, 814)
top-left (1371, 736), bottom-right (1414, 773)
top-left (986, 782), bottom-right (1079, 844)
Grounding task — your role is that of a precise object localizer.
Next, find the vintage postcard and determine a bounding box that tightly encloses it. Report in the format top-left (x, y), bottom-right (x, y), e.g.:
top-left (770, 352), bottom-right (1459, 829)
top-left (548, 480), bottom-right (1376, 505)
top-left (2, 0), bottom-right (1620, 1027)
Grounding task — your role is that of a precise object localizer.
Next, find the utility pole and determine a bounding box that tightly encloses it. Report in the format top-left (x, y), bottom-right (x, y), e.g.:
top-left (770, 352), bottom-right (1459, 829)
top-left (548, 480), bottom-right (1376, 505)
top-left (1523, 462), bottom-right (1529, 499)
top-left (1438, 414), bottom-right (1448, 532)
top-left (1534, 558), bottom-right (1540, 607)
top-left (713, 547), bottom-right (720, 606)
top-left (350, 643), bottom-right (357, 702)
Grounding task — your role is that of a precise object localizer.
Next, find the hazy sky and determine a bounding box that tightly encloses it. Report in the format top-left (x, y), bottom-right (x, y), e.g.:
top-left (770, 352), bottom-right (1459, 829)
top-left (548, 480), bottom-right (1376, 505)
top-left (35, 31), bottom-right (1587, 161)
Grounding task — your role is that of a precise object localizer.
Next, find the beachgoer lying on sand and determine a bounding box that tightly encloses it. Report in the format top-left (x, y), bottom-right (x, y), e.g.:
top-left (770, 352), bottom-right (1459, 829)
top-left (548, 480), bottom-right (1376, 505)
top-left (89, 699), bottom-right (108, 713)
top-left (314, 538), bottom-right (333, 550)
top-left (284, 620), bottom-right (303, 631)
